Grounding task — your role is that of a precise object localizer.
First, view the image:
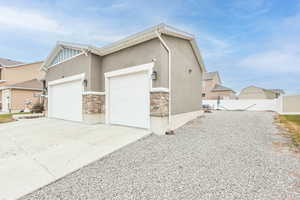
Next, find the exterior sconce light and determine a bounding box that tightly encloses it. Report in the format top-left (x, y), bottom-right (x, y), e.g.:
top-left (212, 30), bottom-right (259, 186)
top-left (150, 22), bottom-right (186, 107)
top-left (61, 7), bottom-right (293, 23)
top-left (151, 71), bottom-right (158, 80)
top-left (83, 79), bottom-right (88, 87)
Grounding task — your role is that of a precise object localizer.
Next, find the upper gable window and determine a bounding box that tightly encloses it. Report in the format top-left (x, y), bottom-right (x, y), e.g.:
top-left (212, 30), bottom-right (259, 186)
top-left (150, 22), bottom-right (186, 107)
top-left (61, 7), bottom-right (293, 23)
top-left (50, 48), bottom-right (81, 66)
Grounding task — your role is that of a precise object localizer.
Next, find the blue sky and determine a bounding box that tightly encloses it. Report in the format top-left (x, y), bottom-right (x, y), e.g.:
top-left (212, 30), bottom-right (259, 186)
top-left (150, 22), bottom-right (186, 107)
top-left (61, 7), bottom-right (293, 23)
top-left (0, 0), bottom-right (299, 94)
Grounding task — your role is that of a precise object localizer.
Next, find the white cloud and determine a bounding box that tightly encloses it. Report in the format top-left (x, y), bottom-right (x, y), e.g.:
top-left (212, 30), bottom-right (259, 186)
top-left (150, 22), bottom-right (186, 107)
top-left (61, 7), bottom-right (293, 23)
top-left (0, 6), bottom-right (64, 34)
top-left (239, 50), bottom-right (300, 73)
top-left (238, 10), bottom-right (300, 73)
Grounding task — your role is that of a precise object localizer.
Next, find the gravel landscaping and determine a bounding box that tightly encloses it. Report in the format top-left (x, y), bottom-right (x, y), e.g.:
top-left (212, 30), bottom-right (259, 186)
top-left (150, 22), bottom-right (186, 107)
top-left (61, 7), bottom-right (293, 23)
top-left (21, 111), bottom-right (300, 200)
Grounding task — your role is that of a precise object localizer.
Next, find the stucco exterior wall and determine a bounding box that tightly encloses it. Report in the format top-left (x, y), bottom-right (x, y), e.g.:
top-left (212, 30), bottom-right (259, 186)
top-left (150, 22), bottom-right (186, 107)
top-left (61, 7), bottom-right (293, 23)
top-left (282, 95), bottom-right (300, 113)
top-left (10, 89), bottom-right (41, 111)
top-left (45, 54), bottom-right (91, 90)
top-left (0, 61), bottom-right (44, 87)
top-left (100, 38), bottom-right (167, 91)
top-left (162, 35), bottom-right (203, 115)
top-left (89, 54), bottom-right (102, 92)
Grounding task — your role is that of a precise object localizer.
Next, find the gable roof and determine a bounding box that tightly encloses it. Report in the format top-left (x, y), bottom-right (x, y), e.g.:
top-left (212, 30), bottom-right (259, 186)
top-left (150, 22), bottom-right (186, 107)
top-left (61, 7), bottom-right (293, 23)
top-left (42, 24), bottom-right (206, 72)
top-left (0, 58), bottom-right (24, 67)
top-left (211, 84), bottom-right (235, 92)
top-left (0, 79), bottom-right (43, 91)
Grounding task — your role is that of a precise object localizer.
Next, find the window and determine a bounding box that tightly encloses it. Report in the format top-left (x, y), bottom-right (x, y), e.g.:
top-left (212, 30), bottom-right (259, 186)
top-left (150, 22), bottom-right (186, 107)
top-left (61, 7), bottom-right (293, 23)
top-left (50, 48), bottom-right (81, 66)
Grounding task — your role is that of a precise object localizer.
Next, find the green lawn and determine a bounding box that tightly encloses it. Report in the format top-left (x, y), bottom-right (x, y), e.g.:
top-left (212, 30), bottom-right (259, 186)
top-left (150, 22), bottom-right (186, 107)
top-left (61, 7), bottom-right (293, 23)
top-left (0, 112), bottom-right (32, 123)
top-left (279, 115), bottom-right (300, 147)
top-left (0, 114), bottom-right (13, 123)
top-left (282, 115), bottom-right (300, 125)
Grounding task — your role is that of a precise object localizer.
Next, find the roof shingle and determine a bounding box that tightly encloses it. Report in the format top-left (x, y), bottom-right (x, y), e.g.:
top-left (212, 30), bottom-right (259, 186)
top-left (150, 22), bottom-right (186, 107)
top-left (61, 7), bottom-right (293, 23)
top-left (5, 79), bottom-right (43, 90)
top-left (0, 58), bottom-right (23, 67)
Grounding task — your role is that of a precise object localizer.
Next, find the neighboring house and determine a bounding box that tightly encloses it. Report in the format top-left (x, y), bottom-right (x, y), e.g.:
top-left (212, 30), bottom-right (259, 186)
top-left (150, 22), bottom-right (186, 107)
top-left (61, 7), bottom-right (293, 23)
top-left (270, 89), bottom-right (285, 98)
top-left (239, 86), bottom-right (285, 99)
top-left (41, 24), bottom-right (206, 134)
top-left (0, 58), bottom-right (23, 68)
top-left (202, 71), bottom-right (236, 100)
top-left (0, 61), bottom-right (45, 112)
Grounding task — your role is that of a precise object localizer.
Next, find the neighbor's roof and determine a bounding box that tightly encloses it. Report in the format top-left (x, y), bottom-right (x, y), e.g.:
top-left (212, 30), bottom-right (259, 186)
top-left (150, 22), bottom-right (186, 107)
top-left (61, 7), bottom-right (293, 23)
top-left (211, 84), bottom-right (236, 93)
top-left (243, 86), bottom-right (285, 94)
top-left (203, 72), bottom-right (219, 80)
top-left (0, 79), bottom-right (43, 91)
top-left (0, 58), bottom-right (23, 67)
top-left (42, 23), bottom-right (206, 72)
top-left (269, 89), bottom-right (285, 94)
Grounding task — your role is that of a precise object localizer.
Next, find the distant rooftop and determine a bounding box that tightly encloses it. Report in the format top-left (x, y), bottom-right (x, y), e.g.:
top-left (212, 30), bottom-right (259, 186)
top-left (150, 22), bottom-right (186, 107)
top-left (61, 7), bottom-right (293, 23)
top-left (0, 58), bottom-right (24, 67)
top-left (211, 84), bottom-right (235, 92)
top-left (203, 72), bottom-right (218, 80)
top-left (5, 79), bottom-right (43, 90)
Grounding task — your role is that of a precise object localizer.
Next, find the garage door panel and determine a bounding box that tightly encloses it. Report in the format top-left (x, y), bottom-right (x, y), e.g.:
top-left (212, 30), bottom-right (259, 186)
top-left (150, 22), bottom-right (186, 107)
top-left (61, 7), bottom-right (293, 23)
top-left (109, 71), bottom-right (150, 129)
top-left (49, 80), bottom-right (82, 122)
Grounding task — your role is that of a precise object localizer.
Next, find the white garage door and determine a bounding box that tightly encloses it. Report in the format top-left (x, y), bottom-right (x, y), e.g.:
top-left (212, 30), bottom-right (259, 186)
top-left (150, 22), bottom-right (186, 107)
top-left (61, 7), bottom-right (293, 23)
top-left (108, 71), bottom-right (150, 129)
top-left (48, 79), bottom-right (83, 122)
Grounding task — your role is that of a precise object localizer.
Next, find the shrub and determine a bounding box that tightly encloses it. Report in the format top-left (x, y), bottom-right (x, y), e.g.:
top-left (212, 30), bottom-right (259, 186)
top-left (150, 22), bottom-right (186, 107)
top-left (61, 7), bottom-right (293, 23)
top-left (31, 102), bottom-right (44, 113)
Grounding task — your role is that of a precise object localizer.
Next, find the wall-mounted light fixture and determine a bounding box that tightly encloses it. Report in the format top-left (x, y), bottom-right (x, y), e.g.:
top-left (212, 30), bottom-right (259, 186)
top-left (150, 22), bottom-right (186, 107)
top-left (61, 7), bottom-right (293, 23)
top-left (83, 79), bottom-right (88, 87)
top-left (151, 71), bottom-right (158, 80)
top-left (188, 69), bottom-right (192, 74)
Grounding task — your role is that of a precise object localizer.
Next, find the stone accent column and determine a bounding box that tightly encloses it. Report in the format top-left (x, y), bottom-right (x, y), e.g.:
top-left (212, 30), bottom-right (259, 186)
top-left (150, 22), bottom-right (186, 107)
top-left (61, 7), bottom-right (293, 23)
top-left (150, 91), bottom-right (169, 117)
top-left (82, 94), bottom-right (105, 114)
top-left (82, 94), bottom-right (105, 123)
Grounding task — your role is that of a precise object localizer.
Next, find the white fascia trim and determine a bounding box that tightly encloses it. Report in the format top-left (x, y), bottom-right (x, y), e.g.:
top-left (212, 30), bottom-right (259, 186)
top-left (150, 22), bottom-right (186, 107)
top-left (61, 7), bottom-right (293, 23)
top-left (47, 52), bottom-right (86, 70)
top-left (151, 87), bottom-right (169, 92)
top-left (0, 80), bottom-right (6, 83)
top-left (100, 24), bottom-right (195, 56)
top-left (104, 62), bottom-right (154, 78)
top-left (83, 91), bottom-right (105, 95)
top-left (48, 73), bottom-right (85, 86)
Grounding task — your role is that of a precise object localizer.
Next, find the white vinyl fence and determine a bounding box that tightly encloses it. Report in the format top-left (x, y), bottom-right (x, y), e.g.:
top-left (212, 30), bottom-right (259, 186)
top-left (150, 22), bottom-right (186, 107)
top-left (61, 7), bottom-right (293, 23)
top-left (203, 95), bottom-right (300, 114)
top-left (203, 99), bottom-right (278, 111)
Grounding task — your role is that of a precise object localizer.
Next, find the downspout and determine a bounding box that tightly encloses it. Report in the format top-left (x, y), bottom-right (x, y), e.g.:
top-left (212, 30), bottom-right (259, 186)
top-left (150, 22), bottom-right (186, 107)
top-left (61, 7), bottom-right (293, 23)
top-left (155, 30), bottom-right (172, 126)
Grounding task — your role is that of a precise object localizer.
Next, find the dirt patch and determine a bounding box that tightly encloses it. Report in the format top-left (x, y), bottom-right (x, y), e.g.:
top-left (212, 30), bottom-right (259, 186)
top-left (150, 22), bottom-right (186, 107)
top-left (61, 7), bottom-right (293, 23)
top-left (273, 115), bottom-right (300, 154)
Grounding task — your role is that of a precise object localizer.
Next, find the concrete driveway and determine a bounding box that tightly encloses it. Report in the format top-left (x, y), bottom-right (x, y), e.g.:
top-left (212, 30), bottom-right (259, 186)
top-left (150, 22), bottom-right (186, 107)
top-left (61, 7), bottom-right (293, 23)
top-left (0, 118), bottom-right (150, 200)
top-left (20, 111), bottom-right (300, 200)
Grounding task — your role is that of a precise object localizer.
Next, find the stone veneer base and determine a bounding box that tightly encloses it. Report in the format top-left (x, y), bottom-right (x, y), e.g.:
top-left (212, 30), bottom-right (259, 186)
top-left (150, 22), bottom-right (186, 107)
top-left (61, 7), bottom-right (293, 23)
top-left (150, 91), bottom-right (169, 117)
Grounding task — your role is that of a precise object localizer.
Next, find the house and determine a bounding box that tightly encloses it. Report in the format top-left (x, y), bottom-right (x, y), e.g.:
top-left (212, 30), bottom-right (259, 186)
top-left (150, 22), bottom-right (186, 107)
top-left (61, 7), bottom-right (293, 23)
top-left (202, 71), bottom-right (236, 100)
top-left (239, 86), bottom-right (285, 99)
top-left (41, 24), bottom-right (206, 134)
top-left (269, 89), bottom-right (285, 98)
top-left (0, 58), bottom-right (23, 68)
top-left (0, 61), bottom-right (45, 112)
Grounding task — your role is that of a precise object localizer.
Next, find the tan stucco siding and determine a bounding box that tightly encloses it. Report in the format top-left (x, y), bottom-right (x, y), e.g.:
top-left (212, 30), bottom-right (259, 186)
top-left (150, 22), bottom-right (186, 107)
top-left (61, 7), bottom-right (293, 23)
top-left (208, 91), bottom-right (236, 100)
top-left (0, 62), bottom-right (44, 87)
top-left (162, 35), bottom-right (203, 115)
top-left (45, 54), bottom-right (91, 90)
top-left (101, 38), bottom-right (167, 91)
top-left (10, 89), bottom-right (41, 111)
top-left (282, 95), bottom-right (300, 113)
top-left (89, 54), bottom-right (102, 92)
